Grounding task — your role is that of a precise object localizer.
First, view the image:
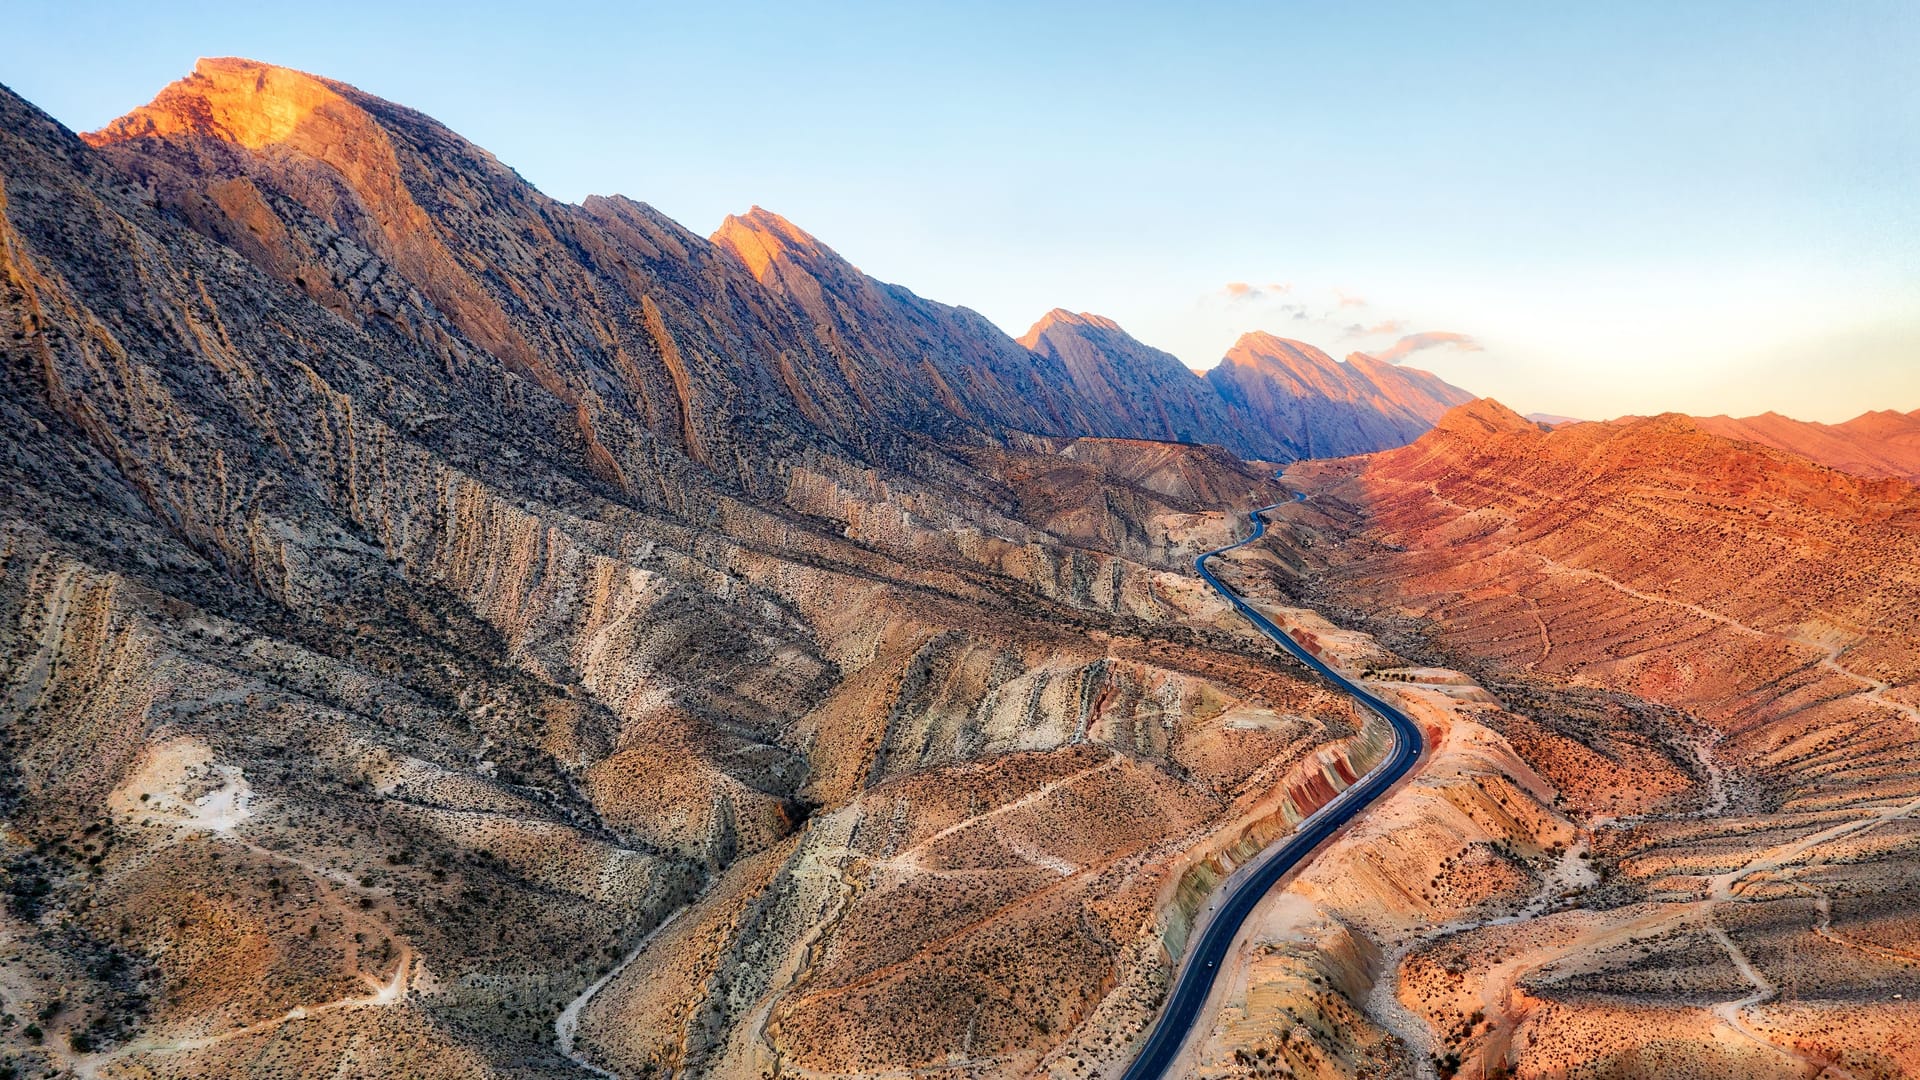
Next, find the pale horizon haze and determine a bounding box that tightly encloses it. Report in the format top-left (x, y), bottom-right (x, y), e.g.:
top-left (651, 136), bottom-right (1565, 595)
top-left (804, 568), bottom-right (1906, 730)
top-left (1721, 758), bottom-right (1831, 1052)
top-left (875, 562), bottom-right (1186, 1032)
top-left (7, 1), bottom-right (1916, 422)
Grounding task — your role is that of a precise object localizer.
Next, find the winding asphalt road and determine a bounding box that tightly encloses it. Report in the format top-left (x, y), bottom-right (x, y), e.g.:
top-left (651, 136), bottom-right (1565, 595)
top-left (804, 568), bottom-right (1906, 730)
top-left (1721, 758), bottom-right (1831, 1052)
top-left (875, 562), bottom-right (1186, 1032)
top-left (1119, 493), bottom-right (1425, 1080)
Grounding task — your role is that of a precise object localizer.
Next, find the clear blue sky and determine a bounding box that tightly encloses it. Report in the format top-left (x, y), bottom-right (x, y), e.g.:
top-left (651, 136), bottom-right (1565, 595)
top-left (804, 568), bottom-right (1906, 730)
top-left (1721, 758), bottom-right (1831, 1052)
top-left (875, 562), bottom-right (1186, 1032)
top-left (8, 1), bottom-right (1917, 420)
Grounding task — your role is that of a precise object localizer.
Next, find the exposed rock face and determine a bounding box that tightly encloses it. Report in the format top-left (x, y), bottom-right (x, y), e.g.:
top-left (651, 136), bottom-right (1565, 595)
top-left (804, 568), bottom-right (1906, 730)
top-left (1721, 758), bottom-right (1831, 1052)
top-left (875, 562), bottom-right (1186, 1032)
top-left (1205, 332), bottom-right (1477, 459)
top-left (1022, 313), bottom-right (1479, 462)
top-left (1018, 309), bottom-right (1247, 451)
top-left (1693, 407), bottom-right (1920, 483)
top-left (81, 58), bottom-right (871, 498)
top-left (77, 59), bottom-right (1476, 489)
top-left (711, 207), bottom-right (1102, 443)
top-left (0, 61), bottom-right (1435, 1079)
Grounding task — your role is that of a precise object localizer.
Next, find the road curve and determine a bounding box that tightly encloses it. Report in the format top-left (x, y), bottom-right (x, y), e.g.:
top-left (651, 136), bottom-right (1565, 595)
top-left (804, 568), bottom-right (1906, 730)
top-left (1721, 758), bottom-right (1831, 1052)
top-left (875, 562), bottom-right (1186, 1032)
top-left (1119, 494), bottom-right (1425, 1080)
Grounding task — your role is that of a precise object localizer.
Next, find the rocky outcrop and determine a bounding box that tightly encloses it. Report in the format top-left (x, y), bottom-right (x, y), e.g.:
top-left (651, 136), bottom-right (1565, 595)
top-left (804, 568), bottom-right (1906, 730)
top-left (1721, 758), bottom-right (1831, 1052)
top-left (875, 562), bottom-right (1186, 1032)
top-left (1020, 311), bottom-right (1479, 462)
top-left (1018, 309), bottom-right (1247, 450)
top-left (1205, 332), bottom-right (1479, 460)
top-left (82, 58), bottom-right (910, 500)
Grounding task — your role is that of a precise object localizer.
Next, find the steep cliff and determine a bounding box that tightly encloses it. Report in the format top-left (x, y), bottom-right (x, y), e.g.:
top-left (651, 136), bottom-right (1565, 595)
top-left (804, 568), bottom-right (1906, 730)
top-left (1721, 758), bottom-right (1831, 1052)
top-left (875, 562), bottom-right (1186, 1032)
top-left (711, 206), bottom-right (1101, 441)
top-left (1018, 309), bottom-right (1248, 451)
top-left (1204, 332), bottom-right (1478, 459)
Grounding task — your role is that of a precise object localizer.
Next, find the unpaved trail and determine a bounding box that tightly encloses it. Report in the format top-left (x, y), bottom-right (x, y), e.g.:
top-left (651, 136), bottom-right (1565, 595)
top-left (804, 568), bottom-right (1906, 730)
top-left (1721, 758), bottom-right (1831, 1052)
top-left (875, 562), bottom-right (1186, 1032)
top-left (1706, 794), bottom-right (1920, 906)
top-left (1465, 793), bottom-right (1920, 1077)
top-left (1474, 904), bottom-right (1695, 1067)
top-left (1519, 593), bottom-right (1552, 670)
top-left (1700, 914), bottom-right (1848, 1079)
top-left (878, 752), bottom-right (1122, 874)
top-left (1532, 555), bottom-right (1920, 727)
top-left (1788, 882), bottom-right (1920, 967)
top-left (74, 948), bottom-right (415, 1078)
top-left (63, 744), bottom-right (421, 1077)
top-left (556, 883), bottom-right (713, 1080)
top-left (1695, 797), bottom-right (1920, 1078)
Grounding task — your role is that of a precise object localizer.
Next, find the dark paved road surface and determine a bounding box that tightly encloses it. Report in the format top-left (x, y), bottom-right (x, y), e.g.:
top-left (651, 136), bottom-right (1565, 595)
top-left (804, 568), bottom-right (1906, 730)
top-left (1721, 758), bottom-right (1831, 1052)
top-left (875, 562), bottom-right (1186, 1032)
top-left (1120, 494), bottom-right (1424, 1079)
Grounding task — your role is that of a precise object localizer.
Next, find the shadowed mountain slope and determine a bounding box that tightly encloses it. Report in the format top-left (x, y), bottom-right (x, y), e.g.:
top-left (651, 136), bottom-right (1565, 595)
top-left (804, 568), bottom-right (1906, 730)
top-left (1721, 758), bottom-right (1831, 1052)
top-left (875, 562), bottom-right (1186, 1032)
top-left (1017, 309), bottom-right (1248, 451)
top-left (710, 207), bottom-right (1104, 441)
top-left (1204, 332), bottom-right (1478, 459)
top-left (1021, 312), bottom-right (1477, 462)
top-left (0, 62), bottom-right (1397, 1078)
top-left (89, 58), bottom-right (1472, 472)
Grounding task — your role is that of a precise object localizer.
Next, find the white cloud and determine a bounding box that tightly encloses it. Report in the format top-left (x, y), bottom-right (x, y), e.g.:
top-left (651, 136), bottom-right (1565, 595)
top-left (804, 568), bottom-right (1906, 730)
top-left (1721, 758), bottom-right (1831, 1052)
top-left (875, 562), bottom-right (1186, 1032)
top-left (1377, 330), bottom-right (1482, 364)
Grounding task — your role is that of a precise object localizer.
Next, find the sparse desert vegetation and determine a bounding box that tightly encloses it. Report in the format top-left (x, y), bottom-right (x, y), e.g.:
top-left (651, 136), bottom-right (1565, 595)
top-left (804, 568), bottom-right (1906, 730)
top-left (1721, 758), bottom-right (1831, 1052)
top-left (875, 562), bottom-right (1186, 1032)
top-left (1220, 399), bottom-right (1920, 1079)
top-left (1, 36), bottom-right (1915, 1080)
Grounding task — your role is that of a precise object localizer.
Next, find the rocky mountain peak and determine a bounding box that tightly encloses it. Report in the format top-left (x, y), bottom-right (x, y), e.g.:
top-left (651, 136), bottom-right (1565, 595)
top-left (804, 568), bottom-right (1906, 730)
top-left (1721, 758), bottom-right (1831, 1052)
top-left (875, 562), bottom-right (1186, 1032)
top-left (1223, 331), bottom-right (1339, 373)
top-left (84, 57), bottom-right (366, 150)
top-left (1017, 309), bottom-right (1124, 348)
top-left (73, 58), bottom-right (1484, 474)
top-left (1428, 396), bottom-right (1537, 439)
top-left (711, 206), bottom-right (842, 283)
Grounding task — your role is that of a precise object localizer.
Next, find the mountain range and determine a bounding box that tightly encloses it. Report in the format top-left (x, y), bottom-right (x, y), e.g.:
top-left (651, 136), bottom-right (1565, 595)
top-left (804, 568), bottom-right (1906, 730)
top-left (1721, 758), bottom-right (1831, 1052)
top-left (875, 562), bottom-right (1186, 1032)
top-left (0, 56), bottom-right (1470, 1077)
top-left (84, 57), bottom-right (1472, 470)
top-left (3, 53), bottom-right (1917, 1080)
